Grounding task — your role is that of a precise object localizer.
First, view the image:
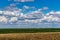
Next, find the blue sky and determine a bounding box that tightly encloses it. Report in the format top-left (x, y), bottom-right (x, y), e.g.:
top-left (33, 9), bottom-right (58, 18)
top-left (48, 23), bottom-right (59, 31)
top-left (0, 0), bottom-right (60, 28)
top-left (0, 0), bottom-right (60, 14)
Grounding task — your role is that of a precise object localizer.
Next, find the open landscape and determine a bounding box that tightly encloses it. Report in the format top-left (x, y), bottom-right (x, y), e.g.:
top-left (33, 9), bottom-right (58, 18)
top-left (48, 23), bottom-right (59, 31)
top-left (0, 32), bottom-right (60, 40)
top-left (0, 0), bottom-right (60, 40)
top-left (0, 28), bottom-right (59, 40)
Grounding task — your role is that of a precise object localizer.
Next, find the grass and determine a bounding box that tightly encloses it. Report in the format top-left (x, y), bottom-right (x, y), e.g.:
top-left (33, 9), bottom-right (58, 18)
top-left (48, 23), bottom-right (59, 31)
top-left (0, 28), bottom-right (60, 40)
top-left (0, 28), bottom-right (59, 33)
top-left (0, 33), bottom-right (60, 40)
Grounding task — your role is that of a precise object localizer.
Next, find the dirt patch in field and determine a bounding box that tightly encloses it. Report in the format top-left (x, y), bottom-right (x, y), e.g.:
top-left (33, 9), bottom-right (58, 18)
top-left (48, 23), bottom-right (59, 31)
top-left (0, 32), bottom-right (60, 40)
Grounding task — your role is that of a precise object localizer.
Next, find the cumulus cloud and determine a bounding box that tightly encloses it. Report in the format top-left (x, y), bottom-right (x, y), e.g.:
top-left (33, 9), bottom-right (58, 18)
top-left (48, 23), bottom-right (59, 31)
top-left (9, 17), bottom-right (18, 23)
top-left (25, 10), bottom-right (44, 19)
top-left (56, 11), bottom-right (60, 14)
top-left (10, 3), bottom-right (16, 7)
top-left (35, 6), bottom-right (49, 12)
top-left (25, 19), bottom-right (39, 23)
top-left (0, 10), bottom-right (60, 24)
top-left (0, 10), bottom-right (3, 14)
top-left (41, 11), bottom-right (60, 23)
top-left (3, 11), bottom-right (20, 17)
top-left (23, 5), bottom-right (29, 9)
top-left (22, 5), bottom-right (36, 11)
top-left (0, 4), bottom-right (60, 24)
top-left (4, 5), bottom-right (22, 17)
top-left (8, 0), bottom-right (11, 1)
top-left (43, 16), bottom-right (58, 22)
top-left (3, 11), bottom-right (14, 16)
top-left (43, 7), bottom-right (49, 10)
top-left (14, 0), bottom-right (34, 2)
top-left (0, 16), bottom-right (8, 23)
top-left (46, 10), bottom-right (55, 16)
top-left (8, 0), bottom-right (34, 2)
top-left (5, 3), bottom-right (22, 11)
top-left (0, 8), bottom-right (21, 17)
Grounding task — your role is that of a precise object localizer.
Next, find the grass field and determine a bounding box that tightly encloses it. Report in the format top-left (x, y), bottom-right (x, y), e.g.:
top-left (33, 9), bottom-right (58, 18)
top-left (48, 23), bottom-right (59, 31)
top-left (0, 32), bottom-right (60, 40)
top-left (0, 28), bottom-right (60, 33)
top-left (0, 28), bottom-right (60, 40)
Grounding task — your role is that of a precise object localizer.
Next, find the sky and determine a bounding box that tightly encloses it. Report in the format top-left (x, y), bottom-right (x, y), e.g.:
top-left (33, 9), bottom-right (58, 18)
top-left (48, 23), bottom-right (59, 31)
top-left (0, 0), bottom-right (60, 28)
top-left (0, 0), bottom-right (60, 14)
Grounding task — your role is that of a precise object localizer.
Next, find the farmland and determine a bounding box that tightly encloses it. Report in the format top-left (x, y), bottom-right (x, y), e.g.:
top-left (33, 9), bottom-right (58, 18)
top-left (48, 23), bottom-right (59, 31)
top-left (0, 32), bottom-right (60, 40)
top-left (0, 28), bottom-right (60, 40)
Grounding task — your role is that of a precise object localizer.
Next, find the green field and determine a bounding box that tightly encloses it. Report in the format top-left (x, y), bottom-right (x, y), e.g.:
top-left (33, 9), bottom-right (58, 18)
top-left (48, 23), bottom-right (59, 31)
top-left (0, 28), bottom-right (59, 33)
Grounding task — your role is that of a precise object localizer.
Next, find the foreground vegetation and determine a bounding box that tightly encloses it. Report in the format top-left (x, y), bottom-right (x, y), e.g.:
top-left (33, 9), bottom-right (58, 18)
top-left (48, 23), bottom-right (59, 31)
top-left (0, 28), bottom-right (60, 33)
top-left (0, 28), bottom-right (60, 40)
top-left (0, 33), bottom-right (60, 40)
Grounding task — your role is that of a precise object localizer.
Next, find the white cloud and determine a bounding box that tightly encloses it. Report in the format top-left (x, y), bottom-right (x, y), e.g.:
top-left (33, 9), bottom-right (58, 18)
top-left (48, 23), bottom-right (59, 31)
top-left (8, 0), bottom-right (11, 1)
top-left (3, 6), bottom-right (22, 17)
top-left (22, 6), bottom-right (36, 13)
top-left (5, 4), bottom-right (22, 12)
top-left (23, 5), bottom-right (29, 9)
top-left (3, 10), bottom-right (20, 17)
top-left (41, 11), bottom-right (60, 23)
top-left (3, 11), bottom-right (14, 16)
top-left (0, 16), bottom-right (8, 23)
top-left (25, 19), bottom-right (39, 23)
top-left (0, 11), bottom-right (3, 14)
top-left (46, 11), bottom-right (60, 17)
top-left (46, 11), bottom-right (55, 16)
top-left (56, 11), bottom-right (60, 14)
top-left (1, 5), bottom-right (60, 24)
top-left (47, 16), bottom-right (60, 22)
top-left (43, 7), bottom-right (49, 10)
top-left (9, 17), bottom-right (18, 23)
top-left (10, 3), bottom-right (16, 7)
top-left (49, 10), bottom-right (55, 14)
top-left (38, 9), bottom-right (42, 11)
top-left (14, 0), bottom-right (34, 2)
top-left (35, 6), bottom-right (49, 12)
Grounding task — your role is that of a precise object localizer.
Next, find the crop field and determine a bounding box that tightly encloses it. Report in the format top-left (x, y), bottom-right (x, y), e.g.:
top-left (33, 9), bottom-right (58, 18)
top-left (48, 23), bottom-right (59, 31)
top-left (0, 28), bottom-right (60, 40)
top-left (0, 32), bottom-right (60, 40)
